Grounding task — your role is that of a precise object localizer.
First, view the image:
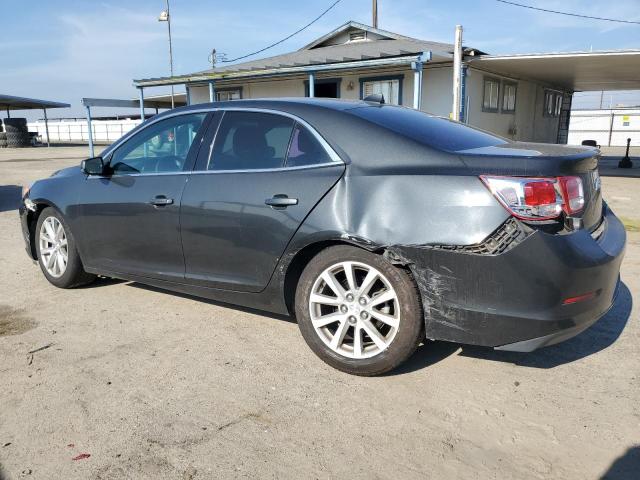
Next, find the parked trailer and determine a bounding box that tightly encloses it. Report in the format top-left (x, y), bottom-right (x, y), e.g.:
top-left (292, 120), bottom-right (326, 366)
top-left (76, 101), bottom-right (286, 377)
top-left (568, 108), bottom-right (639, 147)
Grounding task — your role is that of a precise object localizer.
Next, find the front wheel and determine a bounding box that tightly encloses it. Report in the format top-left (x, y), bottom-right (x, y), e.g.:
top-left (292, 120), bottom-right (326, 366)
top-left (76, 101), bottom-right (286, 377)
top-left (35, 207), bottom-right (96, 288)
top-left (295, 245), bottom-right (424, 376)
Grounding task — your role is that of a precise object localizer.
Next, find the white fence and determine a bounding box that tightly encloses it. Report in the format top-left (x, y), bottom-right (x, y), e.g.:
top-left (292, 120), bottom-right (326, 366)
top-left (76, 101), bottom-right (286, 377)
top-left (568, 109), bottom-right (639, 147)
top-left (28, 118), bottom-right (141, 144)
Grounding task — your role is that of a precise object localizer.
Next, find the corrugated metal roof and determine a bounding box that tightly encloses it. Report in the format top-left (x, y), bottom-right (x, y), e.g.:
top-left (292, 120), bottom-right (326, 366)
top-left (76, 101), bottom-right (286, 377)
top-left (196, 38), bottom-right (453, 75)
top-left (0, 94), bottom-right (70, 110)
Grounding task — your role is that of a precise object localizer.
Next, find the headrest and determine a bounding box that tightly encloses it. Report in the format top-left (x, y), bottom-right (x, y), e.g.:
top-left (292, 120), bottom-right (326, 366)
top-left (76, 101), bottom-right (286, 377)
top-left (233, 126), bottom-right (268, 157)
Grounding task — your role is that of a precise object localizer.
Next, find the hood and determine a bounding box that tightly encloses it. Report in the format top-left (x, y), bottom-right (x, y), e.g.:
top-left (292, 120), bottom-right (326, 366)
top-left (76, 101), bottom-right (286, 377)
top-left (50, 165), bottom-right (82, 178)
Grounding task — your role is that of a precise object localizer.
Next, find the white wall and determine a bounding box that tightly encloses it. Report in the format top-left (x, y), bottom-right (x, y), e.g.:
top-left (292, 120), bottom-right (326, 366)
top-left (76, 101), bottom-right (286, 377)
top-left (27, 118), bottom-right (140, 143)
top-left (568, 109), bottom-right (640, 147)
top-left (464, 68), bottom-right (561, 143)
top-left (189, 86), bottom-right (211, 104)
top-left (420, 66), bottom-right (452, 117)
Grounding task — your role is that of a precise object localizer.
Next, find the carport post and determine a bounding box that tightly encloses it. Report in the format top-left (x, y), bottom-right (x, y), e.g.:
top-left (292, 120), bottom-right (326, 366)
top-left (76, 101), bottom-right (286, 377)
top-left (411, 52), bottom-right (430, 110)
top-left (138, 88), bottom-right (145, 122)
top-left (186, 85), bottom-right (191, 106)
top-left (412, 62), bottom-right (423, 110)
top-left (85, 104), bottom-right (95, 158)
top-left (452, 25), bottom-right (463, 121)
top-left (208, 81), bottom-right (216, 102)
top-left (6, 108), bottom-right (9, 118)
top-left (308, 72), bottom-right (315, 98)
top-left (42, 108), bottom-right (50, 147)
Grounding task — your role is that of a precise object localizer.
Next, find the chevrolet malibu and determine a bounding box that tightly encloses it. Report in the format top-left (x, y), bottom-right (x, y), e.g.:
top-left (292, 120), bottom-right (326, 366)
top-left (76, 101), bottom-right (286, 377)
top-left (19, 98), bottom-right (625, 375)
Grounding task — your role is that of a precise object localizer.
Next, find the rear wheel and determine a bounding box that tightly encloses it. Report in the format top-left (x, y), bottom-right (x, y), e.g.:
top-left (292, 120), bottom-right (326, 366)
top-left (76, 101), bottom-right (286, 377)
top-left (35, 207), bottom-right (96, 288)
top-left (295, 245), bottom-right (423, 376)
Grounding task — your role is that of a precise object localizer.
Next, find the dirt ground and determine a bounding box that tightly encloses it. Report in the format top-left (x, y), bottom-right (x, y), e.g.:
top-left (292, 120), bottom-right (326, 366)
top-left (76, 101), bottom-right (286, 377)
top-left (0, 146), bottom-right (638, 480)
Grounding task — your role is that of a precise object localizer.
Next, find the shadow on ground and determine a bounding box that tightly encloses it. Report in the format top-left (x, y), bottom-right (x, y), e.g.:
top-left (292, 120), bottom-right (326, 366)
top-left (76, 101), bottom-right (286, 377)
top-left (598, 156), bottom-right (640, 178)
top-left (459, 282), bottom-right (633, 369)
top-left (128, 282), bottom-right (295, 323)
top-left (600, 446), bottom-right (640, 479)
top-left (119, 279), bottom-right (632, 373)
top-left (0, 185), bottom-right (22, 213)
top-left (385, 340), bottom-right (461, 376)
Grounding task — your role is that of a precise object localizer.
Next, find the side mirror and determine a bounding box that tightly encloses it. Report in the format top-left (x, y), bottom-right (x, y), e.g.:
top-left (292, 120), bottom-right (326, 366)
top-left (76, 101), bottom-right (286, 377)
top-left (81, 156), bottom-right (105, 175)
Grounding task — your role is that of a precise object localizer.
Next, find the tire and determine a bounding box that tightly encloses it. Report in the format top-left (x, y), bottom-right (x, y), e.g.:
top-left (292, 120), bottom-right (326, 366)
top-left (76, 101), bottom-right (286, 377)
top-left (6, 131), bottom-right (30, 147)
top-left (0, 132), bottom-right (6, 140)
top-left (295, 245), bottom-right (424, 376)
top-left (2, 118), bottom-right (28, 133)
top-left (35, 207), bottom-right (96, 288)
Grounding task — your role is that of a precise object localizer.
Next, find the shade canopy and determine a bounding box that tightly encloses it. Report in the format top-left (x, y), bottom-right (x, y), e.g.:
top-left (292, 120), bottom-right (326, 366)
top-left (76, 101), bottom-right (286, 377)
top-left (470, 50), bottom-right (640, 92)
top-left (0, 94), bottom-right (70, 110)
top-left (81, 93), bottom-right (187, 109)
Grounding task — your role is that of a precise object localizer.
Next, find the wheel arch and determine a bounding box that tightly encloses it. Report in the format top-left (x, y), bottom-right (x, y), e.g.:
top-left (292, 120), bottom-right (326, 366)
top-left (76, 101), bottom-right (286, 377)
top-left (282, 236), bottom-right (391, 316)
top-left (26, 200), bottom-right (67, 260)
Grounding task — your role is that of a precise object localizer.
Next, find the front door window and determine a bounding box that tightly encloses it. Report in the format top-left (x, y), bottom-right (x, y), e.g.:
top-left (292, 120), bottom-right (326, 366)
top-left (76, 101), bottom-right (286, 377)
top-left (109, 113), bottom-right (207, 174)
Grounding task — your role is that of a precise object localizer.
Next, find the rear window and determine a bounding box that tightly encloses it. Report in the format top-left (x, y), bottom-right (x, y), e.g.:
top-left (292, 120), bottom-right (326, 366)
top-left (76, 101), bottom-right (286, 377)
top-left (349, 106), bottom-right (508, 153)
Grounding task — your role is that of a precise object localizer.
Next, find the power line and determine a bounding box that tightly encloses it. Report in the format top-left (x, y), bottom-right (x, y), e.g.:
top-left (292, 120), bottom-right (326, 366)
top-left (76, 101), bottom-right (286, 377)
top-left (495, 0), bottom-right (640, 25)
top-left (222, 0), bottom-right (342, 63)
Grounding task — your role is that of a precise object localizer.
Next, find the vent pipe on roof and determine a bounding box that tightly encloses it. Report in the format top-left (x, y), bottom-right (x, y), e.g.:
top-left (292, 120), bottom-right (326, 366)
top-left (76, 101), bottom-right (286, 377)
top-left (372, 0), bottom-right (378, 28)
top-left (452, 25), bottom-right (463, 121)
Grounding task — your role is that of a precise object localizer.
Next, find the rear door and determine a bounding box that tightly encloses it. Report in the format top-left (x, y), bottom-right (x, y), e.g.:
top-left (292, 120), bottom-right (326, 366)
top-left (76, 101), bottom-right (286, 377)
top-left (180, 109), bottom-right (344, 292)
top-left (76, 112), bottom-right (210, 281)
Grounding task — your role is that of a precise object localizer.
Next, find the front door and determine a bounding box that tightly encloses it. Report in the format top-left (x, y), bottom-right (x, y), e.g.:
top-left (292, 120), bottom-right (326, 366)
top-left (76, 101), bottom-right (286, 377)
top-left (180, 110), bottom-right (344, 292)
top-left (76, 112), bottom-right (209, 281)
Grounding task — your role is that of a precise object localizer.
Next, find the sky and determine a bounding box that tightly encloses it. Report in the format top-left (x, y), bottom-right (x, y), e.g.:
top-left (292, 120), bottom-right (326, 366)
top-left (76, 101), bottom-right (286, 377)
top-left (1, 0), bottom-right (639, 120)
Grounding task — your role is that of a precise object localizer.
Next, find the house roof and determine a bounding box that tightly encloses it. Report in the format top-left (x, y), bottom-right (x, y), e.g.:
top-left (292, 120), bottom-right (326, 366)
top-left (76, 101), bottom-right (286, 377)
top-left (134, 21), bottom-right (467, 87)
top-left (300, 21), bottom-right (419, 49)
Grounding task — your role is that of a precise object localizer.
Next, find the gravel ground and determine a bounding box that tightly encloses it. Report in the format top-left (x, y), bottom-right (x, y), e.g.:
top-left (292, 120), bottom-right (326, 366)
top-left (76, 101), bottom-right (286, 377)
top-left (0, 146), bottom-right (638, 480)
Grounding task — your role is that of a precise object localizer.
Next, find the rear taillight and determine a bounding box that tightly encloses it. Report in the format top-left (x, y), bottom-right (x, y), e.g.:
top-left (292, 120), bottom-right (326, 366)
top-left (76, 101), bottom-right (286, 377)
top-left (558, 176), bottom-right (585, 214)
top-left (480, 175), bottom-right (584, 221)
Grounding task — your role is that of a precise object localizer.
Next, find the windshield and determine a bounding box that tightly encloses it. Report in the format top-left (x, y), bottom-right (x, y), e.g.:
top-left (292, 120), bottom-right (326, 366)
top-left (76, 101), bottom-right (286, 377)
top-left (348, 105), bottom-right (508, 153)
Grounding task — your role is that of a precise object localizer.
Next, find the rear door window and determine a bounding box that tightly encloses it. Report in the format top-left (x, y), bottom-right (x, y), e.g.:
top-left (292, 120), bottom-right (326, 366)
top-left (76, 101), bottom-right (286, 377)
top-left (286, 124), bottom-right (333, 167)
top-left (209, 111), bottom-right (295, 170)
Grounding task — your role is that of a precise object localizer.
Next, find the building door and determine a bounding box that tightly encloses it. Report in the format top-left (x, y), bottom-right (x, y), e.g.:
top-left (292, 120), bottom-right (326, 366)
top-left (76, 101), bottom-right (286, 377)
top-left (306, 79), bottom-right (341, 98)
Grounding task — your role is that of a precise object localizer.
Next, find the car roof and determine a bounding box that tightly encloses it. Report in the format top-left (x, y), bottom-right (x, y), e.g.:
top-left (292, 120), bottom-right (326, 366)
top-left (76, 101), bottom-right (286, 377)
top-left (175, 97), bottom-right (375, 114)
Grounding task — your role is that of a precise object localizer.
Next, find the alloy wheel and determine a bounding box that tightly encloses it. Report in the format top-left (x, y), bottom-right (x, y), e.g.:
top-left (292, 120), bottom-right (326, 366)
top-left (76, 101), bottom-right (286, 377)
top-left (39, 216), bottom-right (68, 278)
top-left (308, 261), bottom-right (401, 359)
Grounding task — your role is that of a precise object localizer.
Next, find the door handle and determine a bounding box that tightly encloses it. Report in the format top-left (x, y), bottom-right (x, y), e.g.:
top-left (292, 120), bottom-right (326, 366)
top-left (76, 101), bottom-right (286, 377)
top-left (265, 194), bottom-right (298, 209)
top-left (149, 195), bottom-right (174, 206)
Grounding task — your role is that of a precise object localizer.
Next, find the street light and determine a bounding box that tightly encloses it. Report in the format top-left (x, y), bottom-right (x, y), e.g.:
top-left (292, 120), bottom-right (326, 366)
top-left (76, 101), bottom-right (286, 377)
top-left (158, 0), bottom-right (175, 109)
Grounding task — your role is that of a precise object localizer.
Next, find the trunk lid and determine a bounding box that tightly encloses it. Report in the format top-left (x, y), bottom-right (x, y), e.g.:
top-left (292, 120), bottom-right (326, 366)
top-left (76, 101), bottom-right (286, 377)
top-left (457, 142), bottom-right (602, 231)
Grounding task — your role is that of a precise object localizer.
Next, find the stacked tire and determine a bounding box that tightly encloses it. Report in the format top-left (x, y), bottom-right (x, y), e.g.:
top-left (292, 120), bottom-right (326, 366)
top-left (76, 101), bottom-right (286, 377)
top-left (0, 127), bottom-right (6, 148)
top-left (2, 118), bottom-right (30, 147)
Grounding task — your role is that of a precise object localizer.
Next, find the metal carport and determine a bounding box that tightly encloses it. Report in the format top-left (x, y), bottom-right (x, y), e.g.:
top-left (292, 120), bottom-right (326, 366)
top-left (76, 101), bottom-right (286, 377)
top-left (468, 50), bottom-right (640, 92)
top-left (0, 94), bottom-right (70, 147)
top-left (81, 94), bottom-right (187, 156)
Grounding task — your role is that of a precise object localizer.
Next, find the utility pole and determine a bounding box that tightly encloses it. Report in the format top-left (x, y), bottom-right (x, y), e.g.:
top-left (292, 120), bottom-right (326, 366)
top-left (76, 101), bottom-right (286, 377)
top-left (372, 0), bottom-right (378, 28)
top-left (599, 90), bottom-right (604, 109)
top-left (452, 25), bottom-right (463, 121)
top-left (158, 0), bottom-right (175, 108)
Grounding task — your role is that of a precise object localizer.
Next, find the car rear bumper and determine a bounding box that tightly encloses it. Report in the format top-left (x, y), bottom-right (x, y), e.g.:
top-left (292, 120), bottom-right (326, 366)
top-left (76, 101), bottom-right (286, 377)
top-left (394, 204), bottom-right (626, 351)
